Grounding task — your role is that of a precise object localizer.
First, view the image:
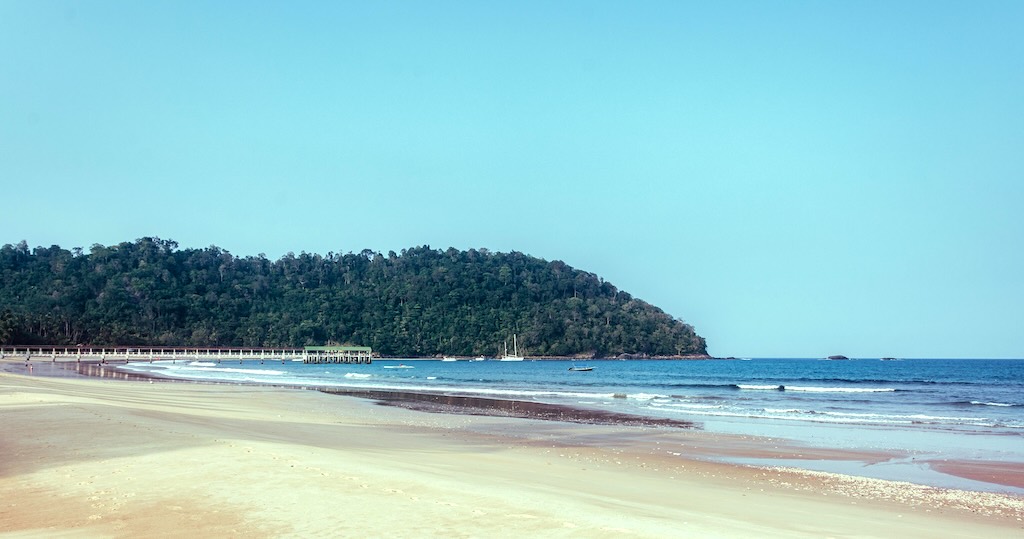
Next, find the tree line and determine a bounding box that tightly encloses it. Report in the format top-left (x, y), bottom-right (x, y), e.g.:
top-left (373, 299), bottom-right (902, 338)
top-left (0, 238), bottom-right (707, 358)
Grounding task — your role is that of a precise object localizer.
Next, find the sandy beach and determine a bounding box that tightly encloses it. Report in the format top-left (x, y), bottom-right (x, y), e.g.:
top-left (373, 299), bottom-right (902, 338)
top-left (2, 369), bottom-right (1023, 538)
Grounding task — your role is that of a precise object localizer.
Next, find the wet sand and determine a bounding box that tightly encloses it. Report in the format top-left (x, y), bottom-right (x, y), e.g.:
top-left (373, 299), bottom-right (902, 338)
top-left (928, 460), bottom-right (1024, 490)
top-left (2, 365), bottom-right (1023, 537)
top-left (7, 359), bottom-right (1024, 489)
top-left (320, 388), bottom-right (699, 428)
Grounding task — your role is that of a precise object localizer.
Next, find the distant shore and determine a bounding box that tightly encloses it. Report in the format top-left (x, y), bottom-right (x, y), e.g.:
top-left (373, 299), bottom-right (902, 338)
top-left (404, 354), bottom-right (717, 360)
top-left (2, 357), bottom-right (1023, 537)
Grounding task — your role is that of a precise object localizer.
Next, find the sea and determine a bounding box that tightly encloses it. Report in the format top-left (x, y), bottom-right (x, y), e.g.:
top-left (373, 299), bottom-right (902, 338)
top-left (118, 356), bottom-right (1024, 493)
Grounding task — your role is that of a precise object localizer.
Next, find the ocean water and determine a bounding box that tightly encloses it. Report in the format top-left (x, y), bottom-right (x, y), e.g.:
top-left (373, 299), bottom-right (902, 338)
top-left (119, 357), bottom-right (1024, 489)
top-left (120, 357), bottom-right (1024, 431)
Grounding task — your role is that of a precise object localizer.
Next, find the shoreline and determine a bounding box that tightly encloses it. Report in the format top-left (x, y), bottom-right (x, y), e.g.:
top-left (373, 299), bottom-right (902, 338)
top-left (4, 359), bottom-right (704, 428)
top-left (1, 363), bottom-right (1023, 536)
top-left (7, 358), bottom-right (1024, 495)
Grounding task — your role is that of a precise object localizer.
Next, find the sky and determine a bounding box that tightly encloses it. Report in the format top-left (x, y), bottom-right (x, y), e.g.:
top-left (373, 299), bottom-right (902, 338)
top-left (2, 1), bottom-right (1022, 358)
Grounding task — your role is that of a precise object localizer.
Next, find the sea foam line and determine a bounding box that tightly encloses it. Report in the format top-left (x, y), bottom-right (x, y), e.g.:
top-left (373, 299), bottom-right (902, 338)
top-left (648, 406), bottom-right (917, 425)
top-left (735, 384), bottom-right (895, 393)
top-left (122, 363), bottom-right (286, 377)
top-left (784, 386), bottom-right (896, 393)
top-left (178, 366), bottom-right (286, 376)
top-left (970, 401), bottom-right (1014, 407)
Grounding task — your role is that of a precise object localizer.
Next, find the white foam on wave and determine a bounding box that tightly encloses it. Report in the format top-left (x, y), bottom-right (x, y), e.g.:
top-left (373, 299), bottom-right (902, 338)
top-left (784, 386), bottom-right (895, 393)
top-left (736, 383), bottom-right (894, 393)
top-left (184, 366), bottom-right (286, 376)
top-left (628, 392), bottom-right (669, 401)
top-left (821, 411), bottom-right (985, 422)
top-left (306, 379), bottom-right (614, 401)
top-left (767, 409), bottom-right (993, 424)
top-left (118, 362), bottom-right (288, 381)
top-left (147, 363), bottom-right (286, 377)
top-left (344, 373), bottom-right (371, 379)
top-left (188, 361), bottom-right (217, 367)
top-left (971, 401), bottom-right (1013, 407)
top-left (649, 405), bottom-right (917, 425)
top-left (651, 402), bottom-right (724, 410)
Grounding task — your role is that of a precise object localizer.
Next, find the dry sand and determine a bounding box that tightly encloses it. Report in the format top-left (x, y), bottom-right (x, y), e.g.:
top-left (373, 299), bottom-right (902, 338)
top-left (1, 371), bottom-right (1022, 538)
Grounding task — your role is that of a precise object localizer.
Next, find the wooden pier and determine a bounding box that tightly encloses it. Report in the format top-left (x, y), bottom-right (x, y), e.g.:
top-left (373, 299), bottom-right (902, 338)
top-left (301, 346), bottom-right (373, 364)
top-left (0, 345), bottom-right (372, 364)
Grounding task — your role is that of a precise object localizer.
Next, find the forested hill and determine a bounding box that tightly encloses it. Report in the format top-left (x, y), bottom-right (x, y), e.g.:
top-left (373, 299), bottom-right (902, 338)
top-left (0, 238), bottom-right (707, 358)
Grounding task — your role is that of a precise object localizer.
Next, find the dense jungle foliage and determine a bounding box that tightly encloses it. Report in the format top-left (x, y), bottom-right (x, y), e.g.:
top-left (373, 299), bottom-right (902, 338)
top-left (0, 238), bottom-right (707, 358)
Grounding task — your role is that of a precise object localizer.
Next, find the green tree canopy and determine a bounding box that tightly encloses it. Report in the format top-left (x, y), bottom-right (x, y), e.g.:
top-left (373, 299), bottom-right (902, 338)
top-left (0, 238), bottom-right (707, 357)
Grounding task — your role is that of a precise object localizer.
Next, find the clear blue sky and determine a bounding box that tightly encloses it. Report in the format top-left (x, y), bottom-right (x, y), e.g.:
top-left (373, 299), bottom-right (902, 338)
top-left (2, 1), bottom-right (1022, 358)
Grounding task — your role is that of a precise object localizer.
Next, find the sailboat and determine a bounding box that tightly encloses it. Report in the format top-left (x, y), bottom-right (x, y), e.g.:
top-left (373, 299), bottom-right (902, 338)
top-left (499, 334), bottom-right (525, 361)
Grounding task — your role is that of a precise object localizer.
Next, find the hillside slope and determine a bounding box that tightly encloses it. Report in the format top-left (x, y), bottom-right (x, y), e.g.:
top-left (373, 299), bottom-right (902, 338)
top-left (0, 238), bottom-right (707, 358)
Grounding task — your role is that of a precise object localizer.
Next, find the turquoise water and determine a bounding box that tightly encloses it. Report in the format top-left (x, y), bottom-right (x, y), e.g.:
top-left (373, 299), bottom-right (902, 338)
top-left (120, 356), bottom-right (1024, 491)
top-left (122, 357), bottom-right (1024, 431)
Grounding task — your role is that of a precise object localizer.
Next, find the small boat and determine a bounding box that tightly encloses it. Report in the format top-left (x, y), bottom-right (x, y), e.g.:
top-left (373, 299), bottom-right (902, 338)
top-left (568, 365), bottom-right (594, 372)
top-left (499, 334), bottom-right (525, 361)
top-left (441, 357), bottom-right (458, 362)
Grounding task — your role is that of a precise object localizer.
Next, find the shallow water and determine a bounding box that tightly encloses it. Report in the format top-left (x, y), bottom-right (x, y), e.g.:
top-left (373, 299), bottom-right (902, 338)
top-left (114, 356), bottom-right (1024, 492)
top-left (120, 357), bottom-right (1023, 427)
